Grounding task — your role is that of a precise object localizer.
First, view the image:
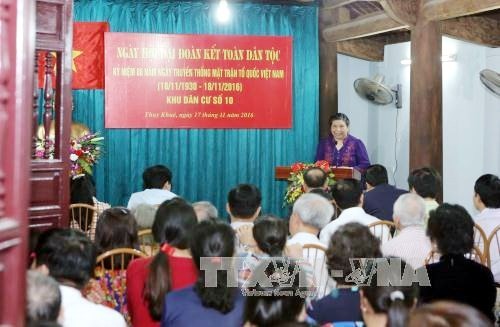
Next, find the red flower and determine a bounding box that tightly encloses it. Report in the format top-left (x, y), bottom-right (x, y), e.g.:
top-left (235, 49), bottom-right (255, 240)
top-left (291, 162), bottom-right (305, 172)
top-left (75, 150), bottom-right (83, 157)
top-left (315, 160), bottom-right (330, 172)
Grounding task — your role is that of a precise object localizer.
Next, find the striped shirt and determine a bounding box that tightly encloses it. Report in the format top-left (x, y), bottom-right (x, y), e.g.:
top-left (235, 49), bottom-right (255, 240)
top-left (382, 225), bottom-right (431, 269)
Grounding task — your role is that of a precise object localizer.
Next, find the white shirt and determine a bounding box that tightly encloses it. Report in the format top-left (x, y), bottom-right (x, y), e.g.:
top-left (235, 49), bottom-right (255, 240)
top-left (288, 232), bottom-right (332, 298)
top-left (59, 285), bottom-right (126, 327)
top-left (230, 221), bottom-right (254, 254)
top-left (319, 207), bottom-right (382, 245)
top-left (287, 231), bottom-right (324, 247)
top-left (127, 188), bottom-right (177, 210)
top-left (474, 208), bottom-right (500, 282)
top-left (382, 225), bottom-right (432, 269)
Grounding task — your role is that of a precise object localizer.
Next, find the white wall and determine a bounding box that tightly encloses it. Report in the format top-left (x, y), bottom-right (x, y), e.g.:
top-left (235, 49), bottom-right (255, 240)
top-left (442, 37), bottom-right (486, 214)
top-left (337, 54), bottom-right (374, 153)
top-left (483, 47), bottom-right (500, 179)
top-left (338, 43), bottom-right (411, 188)
top-left (338, 37), bottom-right (500, 214)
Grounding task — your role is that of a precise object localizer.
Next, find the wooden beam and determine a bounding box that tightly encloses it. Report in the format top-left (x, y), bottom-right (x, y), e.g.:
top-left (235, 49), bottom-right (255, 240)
top-left (368, 30), bottom-right (411, 45)
top-left (319, 42), bottom-right (338, 138)
top-left (441, 16), bottom-right (500, 47)
top-left (409, 18), bottom-right (443, 191)
top-left (422, 0), bottom-right (500, 21)
top-left (323, 11), bottom-right (404, 41)
top-left (378, 0), bottom-right (417, 26)
top-left (337, 38), bottom-right (385, 61)
top-left (322, 0), bottom-right (377, 11)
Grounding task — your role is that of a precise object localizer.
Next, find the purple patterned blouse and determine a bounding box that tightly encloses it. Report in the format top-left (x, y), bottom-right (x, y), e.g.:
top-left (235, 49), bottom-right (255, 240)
top-left (315, 134), bottom-right (370, 172)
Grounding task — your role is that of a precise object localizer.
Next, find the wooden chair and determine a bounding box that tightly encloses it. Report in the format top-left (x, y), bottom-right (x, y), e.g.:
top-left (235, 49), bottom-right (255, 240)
top-left (138, 229), bottom-right (159, 256)
top-left (69, 203), bottom-right (96, 239)
top-left (424, 246), bottom-right (486, 266)
top-left (368, 221), bottom-right (395, 244)
top-left (89, 248), bottom-right (147, 324)
top-left (302, 243), bottom-right (332, 298)
top-left (486, 225), bottom-right (500, 269)
top-left (474, 224), bottom-right (488, 255)
top-left (95, 248), bottom-right (148, 271)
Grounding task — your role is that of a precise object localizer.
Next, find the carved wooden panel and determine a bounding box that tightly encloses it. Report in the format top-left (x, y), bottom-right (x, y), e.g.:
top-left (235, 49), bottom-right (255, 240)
top-left (29, 0), bottom-right (72, 231)
top-left (0, 0), bottom-right (34, 322)
top-left (36, 1), bottom-right (62, 38)
top-left (30, 168), bottom-right (62, 207)
top-left (35, 0), bottom-right (70, 51)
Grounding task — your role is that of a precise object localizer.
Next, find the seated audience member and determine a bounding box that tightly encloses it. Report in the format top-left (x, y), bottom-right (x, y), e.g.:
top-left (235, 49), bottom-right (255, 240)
top-left (244, 258), bottom-right (308, 326)
top-left (127, 165), bottom-right (177, 210)
top-left (94, 207), bottom-right (140, 260)
top-left (237, 216), bottom-right (288, 283)
top-left (227, 184), bottom-right (262, 252)
top-left (363, 164), bottom-right (407, 221)
top-left (307, 223), bottom-right (382, 325)
top-left (127, 199), bottom-right (198, 327)
top-left (382, 193), bottom-right (431, 268)
top-left (288, 193), bottom-right (334, 297)
top-left (303, 167), bottom-right (333, 201)
top-left (407, 167), bottom-right (441, 222)
top-left (288, 193), bottom-right (333, 247)
top-left (408, 301), bottom-right (493, 327)
top-left (473, 173), bottom-right (500, 282)
top-left (84, 207), bottom-right (140, 320)
top-left (132, 203), bottom-right (158, 229)
top-left (420, 204), bottom-right (497, 322)
top-left (360, 259), bottom-right (419, 327)
top-left (26, 271), bottom-right (61, 326)
top-left (192, 200), bottom-right (218, 221)
top-left (70, 173), bottom-right (110, 239)
top-left (320, 179), bottom-right (382, 244)
top-left (34, 229), bottom-right (126, 327)
top-left (162, 220), bottom-right (244, 327)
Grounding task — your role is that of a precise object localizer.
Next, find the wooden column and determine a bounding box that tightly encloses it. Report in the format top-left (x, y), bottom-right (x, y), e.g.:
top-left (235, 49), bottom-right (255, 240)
top-left (409, 8), bottom-right (442, 186)
top-left (319, 40), bottom-right (338, 138)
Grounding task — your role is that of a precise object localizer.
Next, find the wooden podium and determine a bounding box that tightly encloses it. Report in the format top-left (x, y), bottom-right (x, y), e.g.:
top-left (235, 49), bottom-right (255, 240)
top-left (275, 166), bottom-right (361, 181)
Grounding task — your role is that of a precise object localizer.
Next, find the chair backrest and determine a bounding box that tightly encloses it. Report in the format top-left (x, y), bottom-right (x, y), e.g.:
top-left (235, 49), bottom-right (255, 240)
top-left (368, 221), bottom-right (395, 244)
top-left (302, 243), bottom-right (332, 298)
top-left (138, 229), bottom-right (159, 256)
top-left (69, 203), bottom-right (96, 238)
top-left (473, 224), bottom-right (488, 255)
top-left (424, 246), bottom-right (486, 266)
top-left (486, 225), bottom-right (500, 268)
top-left (95, 248), bottom-right (148, 271)
top-left (91, 248), bottom-right (146, 324)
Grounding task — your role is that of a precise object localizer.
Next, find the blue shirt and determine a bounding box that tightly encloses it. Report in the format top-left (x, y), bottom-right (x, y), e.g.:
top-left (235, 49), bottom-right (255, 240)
top-left (306, 287), bottom-right (363, 325)
top-left (161, 286), bottom-right (245, 327)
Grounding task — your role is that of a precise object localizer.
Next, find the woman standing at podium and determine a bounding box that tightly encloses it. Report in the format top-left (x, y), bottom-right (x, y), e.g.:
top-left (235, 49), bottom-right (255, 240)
top-left (315, 113), bottom-right (370, 172)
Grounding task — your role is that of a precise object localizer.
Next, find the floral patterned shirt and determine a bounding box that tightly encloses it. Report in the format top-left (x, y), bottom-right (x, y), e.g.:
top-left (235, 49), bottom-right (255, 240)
top-left (315, 134), bottom-right (370, 172)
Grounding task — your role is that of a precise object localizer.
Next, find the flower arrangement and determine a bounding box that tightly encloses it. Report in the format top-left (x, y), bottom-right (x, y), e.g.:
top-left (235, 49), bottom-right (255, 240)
top-left (283, 160), bottom-right (335, 206)
top-left (35, 132), bottom-right (104, 177)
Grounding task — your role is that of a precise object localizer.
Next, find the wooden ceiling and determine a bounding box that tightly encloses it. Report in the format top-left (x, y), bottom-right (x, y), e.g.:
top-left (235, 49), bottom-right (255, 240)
top-left (319, 0), bottom-right (500, 61)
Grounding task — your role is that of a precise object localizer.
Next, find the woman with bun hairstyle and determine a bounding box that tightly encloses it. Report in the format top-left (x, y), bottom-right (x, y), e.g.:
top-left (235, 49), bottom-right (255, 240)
top-left (161, 220), bottom-right (244, 327)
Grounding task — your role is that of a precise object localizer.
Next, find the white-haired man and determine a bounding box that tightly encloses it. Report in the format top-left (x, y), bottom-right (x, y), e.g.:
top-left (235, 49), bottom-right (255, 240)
top-left (288, 193), bottom-right (334, 298)
top-left (288, 193), bottom-right (334, 247)
top-left (382, 193), bottom-right (431, 268)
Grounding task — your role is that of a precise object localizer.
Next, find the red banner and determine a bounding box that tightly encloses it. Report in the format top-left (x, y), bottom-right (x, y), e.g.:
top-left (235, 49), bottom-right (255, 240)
top-left (104, 33), bottom-right (293, 128)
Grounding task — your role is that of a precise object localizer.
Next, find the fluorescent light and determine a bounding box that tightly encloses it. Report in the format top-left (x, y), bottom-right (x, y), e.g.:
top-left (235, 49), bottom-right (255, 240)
top-left (216, 0), bottom-right (230, 23)
top-left (400, 54), bottom-right (457, 65)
